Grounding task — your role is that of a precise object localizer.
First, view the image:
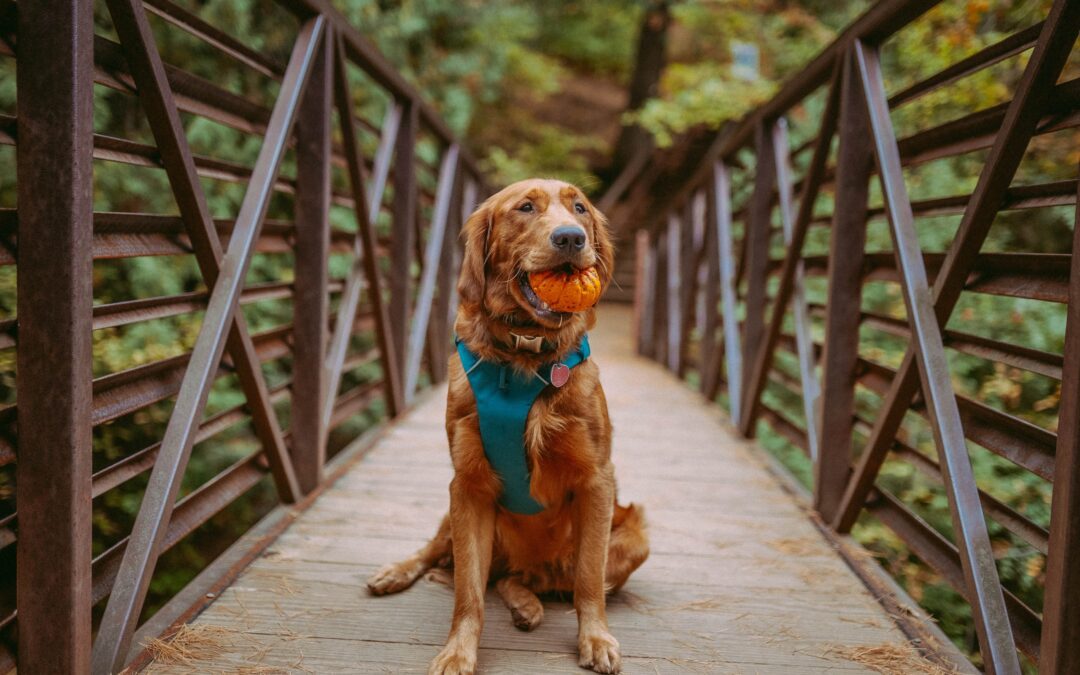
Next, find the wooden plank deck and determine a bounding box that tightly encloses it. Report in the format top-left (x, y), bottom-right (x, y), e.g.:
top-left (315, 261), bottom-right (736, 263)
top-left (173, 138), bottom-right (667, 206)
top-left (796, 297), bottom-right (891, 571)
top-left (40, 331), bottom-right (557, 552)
top-left (144, 305), bottom-right (934, 674)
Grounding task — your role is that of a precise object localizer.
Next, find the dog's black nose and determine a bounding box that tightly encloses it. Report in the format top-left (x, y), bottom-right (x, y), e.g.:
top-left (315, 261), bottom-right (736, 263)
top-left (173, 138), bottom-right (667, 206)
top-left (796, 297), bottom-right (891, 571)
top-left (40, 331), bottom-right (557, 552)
top-left (551, 225), bottom-right (587, 252)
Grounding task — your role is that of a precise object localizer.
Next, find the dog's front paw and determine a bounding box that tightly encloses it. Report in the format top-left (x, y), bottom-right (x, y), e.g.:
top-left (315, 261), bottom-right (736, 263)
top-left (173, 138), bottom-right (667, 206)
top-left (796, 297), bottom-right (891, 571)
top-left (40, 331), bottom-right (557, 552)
top-left (428, 644), bottom-right (477, 675)
top-left (366, 561), bottom-right (422, 595)
top-left (578, 628), bottom-right (621, 673)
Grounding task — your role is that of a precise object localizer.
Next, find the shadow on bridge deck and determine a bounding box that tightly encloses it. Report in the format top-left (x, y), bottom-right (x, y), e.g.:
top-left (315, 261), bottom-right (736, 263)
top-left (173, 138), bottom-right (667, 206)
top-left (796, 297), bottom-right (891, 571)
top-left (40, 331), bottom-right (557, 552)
top-left (145, 306), bottom-right (941, 674)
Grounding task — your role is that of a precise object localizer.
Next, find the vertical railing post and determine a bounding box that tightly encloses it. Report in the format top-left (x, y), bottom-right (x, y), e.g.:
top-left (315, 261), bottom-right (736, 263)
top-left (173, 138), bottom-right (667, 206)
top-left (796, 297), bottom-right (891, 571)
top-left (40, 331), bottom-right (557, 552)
top-left (15, 0), bottom-right (95, 671)
top-left (429, 170), bottom-right (464, 384)
top-left (653, 229), bottom-right (669, 366)
top-left (700, 188), bottom-right (720, 397)
top-left (738, 121), bottom-right (776, 433)
top-left (677, 198), bottom-right (696, 378)
top-left (853, 39), bottom-right (1018, 673)
top-left (292, 28), bottom-right (333, 492)
top-left (446, 177), bottom-right (477, 329)
top-left (772, 118), bottom-right (821, 462)
top-left (712, 162), bottom-right (742, 419)
top-left (326, 56), bottom-right (404, 421)
top-left (404, 144), bottom-right (459, 402)
top-left (665, 213), bottom-right (682, 373)
top-left (389, 99), bottom-right (418, 384)
top-left (815, 49), bottom-right (871, 521)
top-left (1041, 177), bottom-right (1080, 675)
top-left (634, 230), bottom-right (653, 357)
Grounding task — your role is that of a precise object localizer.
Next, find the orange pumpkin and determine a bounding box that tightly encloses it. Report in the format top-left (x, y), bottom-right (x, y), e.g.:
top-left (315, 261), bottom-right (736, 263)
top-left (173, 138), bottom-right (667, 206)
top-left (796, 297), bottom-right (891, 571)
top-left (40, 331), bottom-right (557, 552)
top-left (527, 266), bottom-right (603, 313)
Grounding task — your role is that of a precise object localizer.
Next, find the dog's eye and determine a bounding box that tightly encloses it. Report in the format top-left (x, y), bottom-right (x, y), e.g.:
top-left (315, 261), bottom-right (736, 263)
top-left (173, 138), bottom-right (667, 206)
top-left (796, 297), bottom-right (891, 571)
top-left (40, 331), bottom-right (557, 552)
top-left (574, 203), bottom-right (586, 215)
top-left (518, 202), bottom-right (534, 213)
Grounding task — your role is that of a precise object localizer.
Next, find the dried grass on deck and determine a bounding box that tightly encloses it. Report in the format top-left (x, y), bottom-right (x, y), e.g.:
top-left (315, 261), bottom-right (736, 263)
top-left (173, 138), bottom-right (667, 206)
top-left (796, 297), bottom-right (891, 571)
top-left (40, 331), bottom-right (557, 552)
top-left (826, 642), bottom-right (959, 675)
top-left (142, 624), bottom-right (236, 667)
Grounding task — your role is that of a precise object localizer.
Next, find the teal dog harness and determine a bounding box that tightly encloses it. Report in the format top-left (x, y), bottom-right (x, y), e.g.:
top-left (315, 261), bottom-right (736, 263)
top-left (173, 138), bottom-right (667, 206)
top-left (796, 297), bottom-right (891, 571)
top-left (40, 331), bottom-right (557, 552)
top-left (455, 335), bottom-right (591, 515)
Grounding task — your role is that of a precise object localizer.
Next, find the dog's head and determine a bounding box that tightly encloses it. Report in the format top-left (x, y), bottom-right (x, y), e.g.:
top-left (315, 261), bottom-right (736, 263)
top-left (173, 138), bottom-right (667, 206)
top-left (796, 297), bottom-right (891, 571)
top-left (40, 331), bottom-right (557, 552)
top-left (455, 178), bottom-right (614, 364)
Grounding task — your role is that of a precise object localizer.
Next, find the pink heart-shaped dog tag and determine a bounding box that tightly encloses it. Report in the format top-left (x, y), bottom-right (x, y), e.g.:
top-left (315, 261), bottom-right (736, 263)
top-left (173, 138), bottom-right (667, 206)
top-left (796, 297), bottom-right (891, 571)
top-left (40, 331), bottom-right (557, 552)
top-left (550, 363), bottom-right (571, 388)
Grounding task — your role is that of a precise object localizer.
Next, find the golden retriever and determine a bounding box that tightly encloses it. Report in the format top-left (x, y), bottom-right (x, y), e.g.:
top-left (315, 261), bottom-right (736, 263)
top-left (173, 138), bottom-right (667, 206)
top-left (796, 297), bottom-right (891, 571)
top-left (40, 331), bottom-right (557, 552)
top-left (366, 178), bottom-right (649, 675)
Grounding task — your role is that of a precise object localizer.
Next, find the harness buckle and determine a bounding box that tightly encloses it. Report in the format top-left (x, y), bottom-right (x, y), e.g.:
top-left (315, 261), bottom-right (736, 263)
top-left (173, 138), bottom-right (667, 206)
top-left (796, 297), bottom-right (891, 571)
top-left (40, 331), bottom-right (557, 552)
top-left (511, 333), bottom-right (545, 353)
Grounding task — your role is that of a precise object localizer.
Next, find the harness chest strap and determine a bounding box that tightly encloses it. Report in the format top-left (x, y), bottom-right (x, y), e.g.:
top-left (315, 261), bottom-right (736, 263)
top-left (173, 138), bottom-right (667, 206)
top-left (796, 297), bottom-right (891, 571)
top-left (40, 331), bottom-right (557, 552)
top-left (455, 335), bottom-right (592, 515)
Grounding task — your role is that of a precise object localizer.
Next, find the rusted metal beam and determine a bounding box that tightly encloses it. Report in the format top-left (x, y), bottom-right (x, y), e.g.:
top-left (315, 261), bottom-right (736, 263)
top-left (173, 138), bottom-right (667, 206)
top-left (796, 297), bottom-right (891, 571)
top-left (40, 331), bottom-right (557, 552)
top-left (772, 118), bottom-right (820, 461)
top-left (389, 100), bottom-right (419, 382)
top-left (852, 39), bottom-right (1019, 674)
top-left (832, 0), bottom-right (1080, 537)
top-left (292, 27), bottom-right (333, 492)
top-left (447, 178), bottom-right (478, 329)
top-left (326, 40), bottom-right (403, 421)
top-left (405, 144), bottom-right (459, 402)
top-left (815, 53), bottom-right (870, 522)
top-left (665, 213), bottom-right (682, 373)
top-left (635, 230), bottom-right (653, 357)
top-left (887, 21), bottom-right (1044, 108)
top-left (274, 0), bottom-right (485, 180)
top-left (1041, 170), bottom-right (1080, 674)
top-left (15, 0), bottom-right (95, 671)
top-left (737, 122), bottom-right (777, 432)
top-left (699, 189), bottom-right (720, 397)
top-left (653, 229), bottom-right (669, 366)
top-left (738, 63), bottom-right (841, 438)
top-left (857, 307), bottom-right (1064, 380)
top-left (91, 18), bottom-right (327, 673)
top-left (677, 198), bottom-right (698, 378)
top-left (710, 162), bottom-right (742, 417)
top-left (868, 491), bottom-right (1041, 659)
top-left (102, 0), bottom-right (302, 508)
top-left (428, 166), bottom-right (463, 384)
top-left (143, 0), bottom-right (286, 78)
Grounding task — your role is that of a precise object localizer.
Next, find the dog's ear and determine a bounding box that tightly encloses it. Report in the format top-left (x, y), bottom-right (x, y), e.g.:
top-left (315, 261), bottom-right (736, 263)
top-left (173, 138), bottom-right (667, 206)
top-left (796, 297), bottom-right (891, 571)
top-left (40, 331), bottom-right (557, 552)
top-left (584, 197), bottom-right (616, 290)
top-left (457, 198), bottom-right (495, 306)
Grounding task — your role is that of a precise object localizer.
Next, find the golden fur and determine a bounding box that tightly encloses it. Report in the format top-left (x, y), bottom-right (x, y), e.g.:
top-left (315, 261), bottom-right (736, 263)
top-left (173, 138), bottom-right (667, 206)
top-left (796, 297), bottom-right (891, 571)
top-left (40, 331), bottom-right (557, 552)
top-left (367, 179), bottom-right (649, 675)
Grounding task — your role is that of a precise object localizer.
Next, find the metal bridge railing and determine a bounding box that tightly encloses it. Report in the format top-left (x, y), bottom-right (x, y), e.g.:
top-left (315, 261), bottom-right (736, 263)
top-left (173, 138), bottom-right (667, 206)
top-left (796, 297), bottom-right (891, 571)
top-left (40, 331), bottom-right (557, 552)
top-left (3, 0), bottom-right (484, 671)
top-left (631, 1), bottom-right (1080, 672)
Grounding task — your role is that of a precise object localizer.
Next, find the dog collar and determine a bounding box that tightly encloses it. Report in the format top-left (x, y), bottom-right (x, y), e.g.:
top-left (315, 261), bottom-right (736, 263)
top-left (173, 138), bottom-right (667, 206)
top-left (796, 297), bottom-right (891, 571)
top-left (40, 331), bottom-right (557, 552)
top-left (455, 335), bottom-right (591, 514)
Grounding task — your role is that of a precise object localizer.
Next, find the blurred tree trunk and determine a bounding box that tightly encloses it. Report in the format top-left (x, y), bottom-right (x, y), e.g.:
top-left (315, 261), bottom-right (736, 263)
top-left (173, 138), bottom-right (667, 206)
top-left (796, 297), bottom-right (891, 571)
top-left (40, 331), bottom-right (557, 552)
top-left (607, 0), bottom-right (671, 181)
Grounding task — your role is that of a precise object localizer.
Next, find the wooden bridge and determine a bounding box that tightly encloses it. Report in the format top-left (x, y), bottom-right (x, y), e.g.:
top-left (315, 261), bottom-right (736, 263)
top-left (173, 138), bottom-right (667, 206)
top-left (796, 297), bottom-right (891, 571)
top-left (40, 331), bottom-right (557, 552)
top-left (139, 305), bottom-right (948, 674)
top-left (2, 0), bottom-right (1078, 673)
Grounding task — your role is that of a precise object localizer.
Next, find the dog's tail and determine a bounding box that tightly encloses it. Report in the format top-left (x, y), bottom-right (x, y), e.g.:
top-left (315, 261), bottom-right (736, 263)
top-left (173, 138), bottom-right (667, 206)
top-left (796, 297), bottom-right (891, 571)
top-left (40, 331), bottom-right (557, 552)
top-left (606, 502), bottom-right (649, 593)
top-left (612, 501), bottom-right (646, 530)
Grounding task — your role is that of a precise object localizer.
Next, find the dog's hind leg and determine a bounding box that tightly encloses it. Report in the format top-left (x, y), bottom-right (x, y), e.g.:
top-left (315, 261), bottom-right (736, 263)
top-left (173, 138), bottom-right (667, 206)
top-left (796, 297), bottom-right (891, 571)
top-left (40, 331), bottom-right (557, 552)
top-left (605, 503), bottom-right (649, 594)
top-left (495, 575), bottom-right (544, 631)
top-left (367, 513), bottom-right (451, 595)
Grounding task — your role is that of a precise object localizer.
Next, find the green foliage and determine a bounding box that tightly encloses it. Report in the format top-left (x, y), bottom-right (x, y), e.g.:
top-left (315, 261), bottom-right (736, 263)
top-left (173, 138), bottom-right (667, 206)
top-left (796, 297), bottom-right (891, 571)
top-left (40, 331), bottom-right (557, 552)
top-left (629, 0), bottom-right (870, 146)
top-left (626, 61), bottom-right (775, 146)
top-left (331, 0), bottom-right (649, 187)
top-left (483, 120), bottom-right (607, 189)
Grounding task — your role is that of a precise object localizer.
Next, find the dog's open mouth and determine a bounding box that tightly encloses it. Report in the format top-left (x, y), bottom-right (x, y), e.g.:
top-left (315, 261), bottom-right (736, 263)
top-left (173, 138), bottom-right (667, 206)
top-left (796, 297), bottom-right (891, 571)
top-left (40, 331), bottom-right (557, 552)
top-left (517, 271), bottom-right (572, 323)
